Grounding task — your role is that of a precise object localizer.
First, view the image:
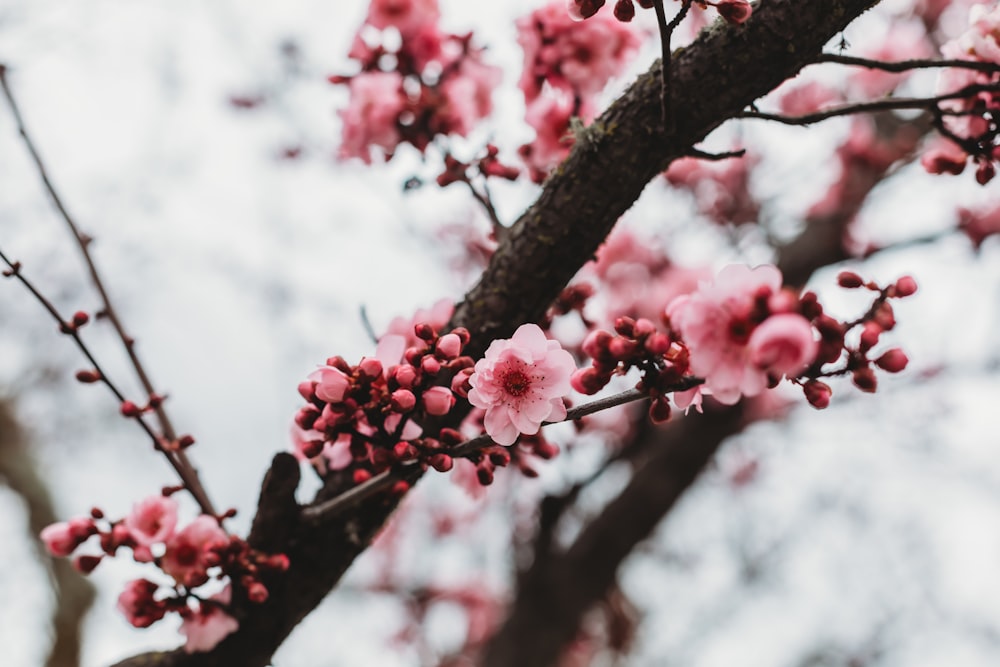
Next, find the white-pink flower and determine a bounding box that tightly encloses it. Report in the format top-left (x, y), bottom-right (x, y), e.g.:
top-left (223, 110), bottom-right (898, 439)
top-left (468, 323), bottom-right (575, 446)
top-left (667, 264), bottom-right (816, 405)
top-left (338, 71), bottom-right (406, 164)
top-left (162, 516), bottom-right (229, 588)
top-left (124, 495), bottom-right (178, 546)
top-left (180, 587), bottom-right (239, 653)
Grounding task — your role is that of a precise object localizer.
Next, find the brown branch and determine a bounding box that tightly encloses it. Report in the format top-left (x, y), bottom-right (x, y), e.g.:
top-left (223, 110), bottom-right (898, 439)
top-left (482, 405), bottom-right (746, 667)
top-left (109, 1), bottom-right (887, 664)
top-left (814, 52), bottom-right (1000, 74)
top-left (735, 82), bottom-right (1000, 126)
top-left (0, 399), bottom-right (96, 667)
top-left (0, 65), bottom-right (216, 517)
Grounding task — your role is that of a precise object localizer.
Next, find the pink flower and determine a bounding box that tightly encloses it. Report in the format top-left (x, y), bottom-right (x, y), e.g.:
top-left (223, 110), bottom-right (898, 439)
top-left (180, 588), bottom-right (239, 653)
top-left (338, 71), bottom-right (406, 164)
top-left (468, 323), bottom-right (576, 446)
top-left (124, 495), bottom-right (178, 546)
top-left (365, 0), bottom-right (439, 37)
top-left (310, 366), bottom-right (350, 403)
top-left (747, 314), bottom-right (817, 376)
top-left (117, 578), bottom-right (166, 628)
top-left (162, 516), bottom-right (229, 588)
top-left (40, 517), bottom-right (95, 557)
top-left (667, 264), bottom-right (813, 404)
top-left (438, 57), bottom-right (502, 137)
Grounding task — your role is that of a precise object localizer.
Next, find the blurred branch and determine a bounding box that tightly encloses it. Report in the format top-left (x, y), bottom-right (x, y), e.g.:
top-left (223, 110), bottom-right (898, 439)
top-left (0, 64), bottom-right (216, 517)
top-left (0, 398), bottom-right (95, 667)
top-left (814, 53), bottom-right (1000, 74)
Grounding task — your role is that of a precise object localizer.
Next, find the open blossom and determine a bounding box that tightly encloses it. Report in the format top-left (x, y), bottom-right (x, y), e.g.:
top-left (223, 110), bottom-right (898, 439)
top-left (468, 323), bottom-right (575, 446)
top-left (338, 71), bottom-right (406, 163)
top-left (162, 516), bottom-right (229, 588)
top-left (124, 495), bottom-right (178, 546)
top-left (667, 264), bottom-right (816, 404)
top-left (118, 579), bottom-right (167, 629)
top-left (365, 0), bottom-right (439, 36)
top-left (180, 587), bottom-right (239, 653)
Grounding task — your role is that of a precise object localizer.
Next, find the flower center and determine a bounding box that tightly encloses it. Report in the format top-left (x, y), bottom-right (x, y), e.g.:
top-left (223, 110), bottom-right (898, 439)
top-left (501, 368), bottom-right (531, 397)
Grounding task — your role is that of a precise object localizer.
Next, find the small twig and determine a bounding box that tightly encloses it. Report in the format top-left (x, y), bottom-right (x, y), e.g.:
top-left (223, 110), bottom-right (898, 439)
top-left (0, 65), bottom-right (216, 516)
top-left (301, 378), bottom-right (704, 525)
top-left (686, 147), bottom-right (747, 161)
top-left (653, 0), bottom-right (692, 134)
top-left (814, 53), bottom-right (1000, 75)
top-left (0, 250), bottom-right (209, 500)
top-left (735, 81), bottom-right (1000, 126)
top-left (359, 305), bottom-right (378, 344)
top-left (464, 179), bottom-right (507, 243)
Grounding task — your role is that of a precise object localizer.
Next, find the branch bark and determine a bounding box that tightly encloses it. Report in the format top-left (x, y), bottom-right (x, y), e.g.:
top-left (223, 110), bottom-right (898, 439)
top-left (110, 1), bottom-right (883, 664)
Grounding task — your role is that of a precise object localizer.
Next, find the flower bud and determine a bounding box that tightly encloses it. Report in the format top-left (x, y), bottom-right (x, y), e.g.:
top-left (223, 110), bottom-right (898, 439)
top-left (435, 333), bottom-right (462, 359)
top-left (803, 380), bottom-right (832, 409)
top-left (390, 389), bottom-right (416, 412)
top-left (875, 348), bottom-right (908, 373)
top-left (423, 386), bottom-right (455, 416)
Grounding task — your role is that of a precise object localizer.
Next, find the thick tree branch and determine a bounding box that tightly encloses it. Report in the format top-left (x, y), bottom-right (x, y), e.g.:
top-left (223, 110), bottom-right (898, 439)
top-left (110, 1), bottom-right (884, 664)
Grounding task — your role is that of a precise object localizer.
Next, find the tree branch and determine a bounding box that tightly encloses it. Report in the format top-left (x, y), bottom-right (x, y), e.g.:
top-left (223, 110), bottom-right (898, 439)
top-left (110, 1), bottom-right (887, 663)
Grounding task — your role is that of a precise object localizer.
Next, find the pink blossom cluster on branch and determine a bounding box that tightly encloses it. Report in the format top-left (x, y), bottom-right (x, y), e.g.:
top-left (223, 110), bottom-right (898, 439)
top-left (922, 3), bottom-right (1000, 182)
top-left (331, 0), bottom-right (501, 162)
top-left (40, 495), bottom-right (288, 651)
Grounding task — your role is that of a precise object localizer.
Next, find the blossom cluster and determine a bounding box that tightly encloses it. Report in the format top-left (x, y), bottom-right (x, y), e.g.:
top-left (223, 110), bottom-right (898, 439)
top-left (294, 323), bottom-right (473, 486)
top-left (40, 495), bottom-right (288, 652)
top-left (922, 3), bottom-right (1000, 183)
top-left (517, 1), bottom-right (642, 180)
top-left (331, 0), bottom-right (501, 163)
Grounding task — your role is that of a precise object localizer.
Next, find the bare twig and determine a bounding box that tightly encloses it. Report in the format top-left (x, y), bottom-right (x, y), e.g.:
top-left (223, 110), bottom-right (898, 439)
top-left (465, 179), bottom-right (507, 243)
top-left (653, 0), bottom-right (693, 133)
top-left (814, 52), bottom-right (1000, 75)
top-left (735, 81), bottom-right (1000, 126)
top-left (0, 250), bottom-right (214, 506)
top-left (0, 65), bottom-right (216, 516)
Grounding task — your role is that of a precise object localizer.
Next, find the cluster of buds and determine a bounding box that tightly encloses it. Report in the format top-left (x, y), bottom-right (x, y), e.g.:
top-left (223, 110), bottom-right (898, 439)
top-left (437, 144), bottom-right (521, 188)
top-left (296, 324), bottom-right (475, 488)
top-left (795, 273), bottom-right (917, 408)
top-left (572, 316), bottom-right (693, 423)
top-left (568, 0), bottom-right (751, 25)
top-left (39, 493), bottom-right (288, 646)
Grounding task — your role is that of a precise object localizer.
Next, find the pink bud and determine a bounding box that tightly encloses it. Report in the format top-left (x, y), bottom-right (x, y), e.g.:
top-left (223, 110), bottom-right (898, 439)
top-left (571, 367), bottom-right (606, 395)
top-left (358, 357), bottom-right (383, 379)
top-left (892, 276), bottom-right (918, 298)
top-left (875, 348), bottom-right (908, 373)
top-left (313, 367), bottom-right (350, 403)
top-left (435, 333), bottom-right (462, 359)
top-left (421, 356), bottom-right (441, 375)
top-left (247, 582), bottom-right (269, 603)
top-left (803, 380), bottom-right (832, 409)
top-left (582, 330), bottom-right (613, 360)
top-left (859, 321), bottom-right (881, 352)
top-left (74, 554), bottom-right (103, 574)
top-left (451, 368), bottom-right (473, 397)
top-left (390, 389), bottom-right (416, 412)
top-left (613, 0), bottom-right (635, 21)
top-left (429, 454), bottom-right (453, 472)
top-left (423, 386), bottom-right (455, 416)
top-left (649, 398), bottom-right (671, 424)
top-left (120, 400), bottom-right (142, 417)
top-left (75, 369), bottom-right (102, 384)
top-left (852, 367), bottom-right (878, 393)
top-left (297, 380), bottom-right (316, 401)
top-left (837, 271), bottom-right (865, 288)
top-left (393, 364), bottom-right (418, 389)
top-left (717, 0), bottom-right (752, 24)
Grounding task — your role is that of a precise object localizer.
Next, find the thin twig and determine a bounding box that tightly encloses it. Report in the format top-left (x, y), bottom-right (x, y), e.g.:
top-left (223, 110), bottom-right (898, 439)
top-left (814, 53), bottom-right (1000, 75)
top-left (653, 0), bottom-right (692, 134)
top-left (0, 65), bottom-right (216, 516)
top-left (301, 378), bottom-right (703, 524)
top-left (0, 250), bottom-right (210, 499)
top-left (686, 147), bottom-right (747, 161)
top-left (465, 179), bottom-right (507, 243)
top-left (735, 81), bottom-right (1000, 126)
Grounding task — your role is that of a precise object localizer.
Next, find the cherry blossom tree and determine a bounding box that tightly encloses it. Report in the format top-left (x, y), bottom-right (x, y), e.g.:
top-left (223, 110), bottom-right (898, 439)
top-left (2, 0), bottom-right (1000, 665)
